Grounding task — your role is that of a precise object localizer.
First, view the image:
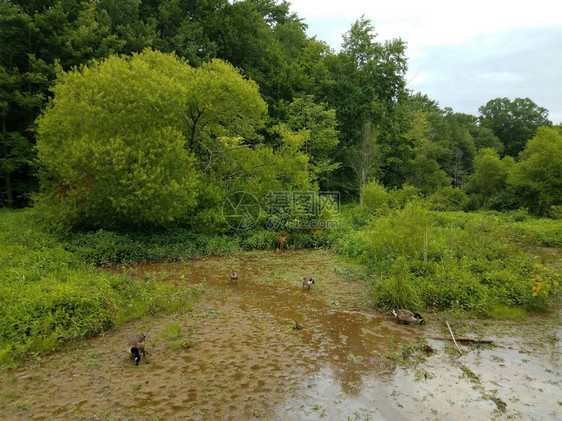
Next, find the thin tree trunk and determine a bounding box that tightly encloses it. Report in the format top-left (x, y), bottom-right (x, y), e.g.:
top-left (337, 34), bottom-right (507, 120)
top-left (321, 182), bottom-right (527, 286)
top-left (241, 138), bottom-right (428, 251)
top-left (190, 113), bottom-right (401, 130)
top-left (4, 174), bottom-right (13, 206)
top-left (1, 112), bottom-right (14, 206)
top-left (423, 226), bottom-right (428, 263)
top-left (359, 168), bottom-right (367, 205)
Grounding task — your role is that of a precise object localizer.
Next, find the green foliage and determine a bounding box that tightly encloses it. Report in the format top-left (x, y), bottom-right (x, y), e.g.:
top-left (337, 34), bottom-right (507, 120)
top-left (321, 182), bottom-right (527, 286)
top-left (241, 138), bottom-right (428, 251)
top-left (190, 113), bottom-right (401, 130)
top-left (361, 202), bottom-right (432, 265)
top-left (36, 50), bottom-right (201, 229)
top-left (465, 148), bottom-right (512, 205)
top-left (473, 127), bottom-right (503, 154)
top-left (361, 181), bottom-right (421, 213)
top-left (334, 197), bottom-right (561, 313)
top-left (0, 209), bottom-right (201, 368)
top-left (370, 258), bottom-right (421, 309)
top-left (514, 218), bottom-right (562, 247)
top-left (361, 181), bottom-right (389, 213)
top-left (281, 95), bottom-right (340, 182)
top-left (69, 228), bottom-right (244, 266)
top-left (427, 187), bottom-right (469, 211)
top-left (508, 127), bottom-right (562, 215)
top-left (1, 0), bottom-right (558, 216)
top-left (240, 230), bottom-right (279, 250)
top-left (479, 97), bottom-right (552, 157)
top-left (406, 151), bottom-right (450, 195)
top-left (35, 49), bottom-right (320, 232)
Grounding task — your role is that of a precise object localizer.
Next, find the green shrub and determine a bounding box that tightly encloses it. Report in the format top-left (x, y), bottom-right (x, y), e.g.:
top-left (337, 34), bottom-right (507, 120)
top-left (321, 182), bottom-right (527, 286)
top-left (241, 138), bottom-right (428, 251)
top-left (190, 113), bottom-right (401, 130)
top-left (514, 218), bottom-right (562, 247)
top-left (387, 184), bottom-right (420, 209)
top-left (371, 258), bottom-right (421, 310)
top-left (361, 181), bottom-right (389, 213)
top-left (336, 205), bottom-right (561, 313)
top-left (427, 187), bottom-right (469, 211)
top-left (487, 190), bottom-right (520, 211)
top-left (0, 209), bottom-right (202, 368)
top-left (241, 230), bottom-right (279, 250)
top-left (548, 205), bottom-right (562, 220)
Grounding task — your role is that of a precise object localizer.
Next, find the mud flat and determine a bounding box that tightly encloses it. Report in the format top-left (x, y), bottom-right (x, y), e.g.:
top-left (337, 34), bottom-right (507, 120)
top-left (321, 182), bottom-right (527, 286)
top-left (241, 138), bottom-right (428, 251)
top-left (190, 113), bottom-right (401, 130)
top-left (1, 250), bottom-right (560, 420)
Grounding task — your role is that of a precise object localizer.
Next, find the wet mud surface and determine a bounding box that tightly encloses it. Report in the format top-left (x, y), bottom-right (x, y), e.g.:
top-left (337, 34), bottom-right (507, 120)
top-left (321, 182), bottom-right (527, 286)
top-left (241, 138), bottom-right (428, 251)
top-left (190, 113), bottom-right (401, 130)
top-left (1, 250), bottom-right (560, 420)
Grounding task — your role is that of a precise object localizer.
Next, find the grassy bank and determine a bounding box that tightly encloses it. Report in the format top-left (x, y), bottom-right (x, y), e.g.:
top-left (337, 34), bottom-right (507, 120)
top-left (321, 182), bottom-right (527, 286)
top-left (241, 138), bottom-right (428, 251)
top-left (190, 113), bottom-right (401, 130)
top-left (66, 227), bottom-right (332, 266)
top-left (1, 205), bottom-right (560, 367)
top-left (0, 209), bottom-right (202, 369)
top-left (333, 203), bottom-right (561, 315)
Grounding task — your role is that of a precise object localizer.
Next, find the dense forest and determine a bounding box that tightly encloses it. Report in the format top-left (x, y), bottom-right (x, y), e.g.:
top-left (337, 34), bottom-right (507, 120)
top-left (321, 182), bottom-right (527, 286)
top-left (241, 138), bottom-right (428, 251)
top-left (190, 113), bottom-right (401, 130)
top-left (0, 0), bottom-right (560, 369)
top-left (1, 0), bottom-right (560, 220)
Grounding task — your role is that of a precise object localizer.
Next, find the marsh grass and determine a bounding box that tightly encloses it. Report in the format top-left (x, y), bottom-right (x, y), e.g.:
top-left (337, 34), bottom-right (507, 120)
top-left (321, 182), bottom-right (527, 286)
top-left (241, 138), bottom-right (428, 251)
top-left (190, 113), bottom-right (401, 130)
top-left (0, 210), bottom-right (202, 369)
top-left (335, 204), bottom-right (561, 313)
top-left (486, 305), bottom-right (528, 320)
top-left (160, 323), bottom-right (196, 350)
top-left (385, 337), bottom-right (432, 366)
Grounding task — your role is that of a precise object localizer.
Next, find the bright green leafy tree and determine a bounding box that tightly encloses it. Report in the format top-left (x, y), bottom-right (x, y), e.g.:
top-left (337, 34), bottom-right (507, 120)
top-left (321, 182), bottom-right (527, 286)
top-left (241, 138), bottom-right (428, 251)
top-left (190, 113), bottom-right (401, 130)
top-left (465, 148), bottom-right (512, 206)
top-left (36, 50), bottom-right (317, 230)
top-left (36, 50), bottom-right (202, 229)
top-left (508, 127), bottom-right (562, 215)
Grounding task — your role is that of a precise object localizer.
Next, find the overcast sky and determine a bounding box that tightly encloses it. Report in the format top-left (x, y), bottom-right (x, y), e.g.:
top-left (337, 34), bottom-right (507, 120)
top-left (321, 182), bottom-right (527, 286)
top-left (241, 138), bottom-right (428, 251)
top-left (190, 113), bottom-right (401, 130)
top-left (287, 0), bottom-right (562, 123)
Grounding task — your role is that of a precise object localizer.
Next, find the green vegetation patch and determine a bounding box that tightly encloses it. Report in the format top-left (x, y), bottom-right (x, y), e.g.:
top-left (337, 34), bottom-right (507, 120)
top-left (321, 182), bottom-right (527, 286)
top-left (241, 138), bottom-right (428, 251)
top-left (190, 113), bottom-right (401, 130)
top-left (334, 202), bottom-right (561, 313)
top-left (0, 210), bottom-right (201, 369)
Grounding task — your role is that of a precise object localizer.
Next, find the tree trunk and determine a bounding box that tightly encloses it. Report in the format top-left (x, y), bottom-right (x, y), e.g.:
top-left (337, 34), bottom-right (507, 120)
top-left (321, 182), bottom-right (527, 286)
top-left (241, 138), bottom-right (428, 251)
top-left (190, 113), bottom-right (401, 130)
top-left (423, 226), bottom-right (428, 263)
top-left (359, 169), bottom-right (367, 205)
top-left (1, 112), bottom-right (14, 206)
top-left (4, 174), bottom-right (13, 206)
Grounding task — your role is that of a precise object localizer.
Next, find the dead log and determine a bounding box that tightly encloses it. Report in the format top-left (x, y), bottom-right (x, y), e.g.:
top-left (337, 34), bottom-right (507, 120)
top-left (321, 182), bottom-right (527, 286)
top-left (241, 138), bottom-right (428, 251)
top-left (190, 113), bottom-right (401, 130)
top-left (429, 336), bottom-right (493, 344)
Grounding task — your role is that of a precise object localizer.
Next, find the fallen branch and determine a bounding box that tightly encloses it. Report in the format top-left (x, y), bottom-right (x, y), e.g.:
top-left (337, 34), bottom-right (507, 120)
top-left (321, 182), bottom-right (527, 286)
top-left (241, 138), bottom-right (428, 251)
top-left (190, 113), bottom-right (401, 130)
top-left (446, 320), bottom-right (463, 356)
top-left (429, 336), bottom-right (493, 344)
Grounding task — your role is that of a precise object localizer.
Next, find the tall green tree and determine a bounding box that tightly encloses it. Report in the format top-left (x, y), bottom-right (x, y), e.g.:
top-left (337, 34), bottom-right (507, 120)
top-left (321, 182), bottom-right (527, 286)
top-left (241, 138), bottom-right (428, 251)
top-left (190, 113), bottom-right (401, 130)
top-left (465, 148), bottom-right (512, 205)
top-left (478, 97), bottom-right (552, 157)
top-left (320, 17), bottom-right (411, 196)
top-left (281, 95), bottom-right (339, 183)
top-left (0, 0), bottom-right (126, 206)
top-left (508, 127), bottom-right (562, 215)
top-left (36, 50), bottom-right (316, 230)
top-left (36, 50), bottom-right (201, 229)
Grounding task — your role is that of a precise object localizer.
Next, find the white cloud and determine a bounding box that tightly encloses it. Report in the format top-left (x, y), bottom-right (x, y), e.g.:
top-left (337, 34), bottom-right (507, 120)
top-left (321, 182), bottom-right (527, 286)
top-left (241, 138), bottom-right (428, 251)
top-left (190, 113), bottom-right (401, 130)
top-left (288, 0), bottom-right (562, 121)
top-left (290, 0), bottom-right (562, 51)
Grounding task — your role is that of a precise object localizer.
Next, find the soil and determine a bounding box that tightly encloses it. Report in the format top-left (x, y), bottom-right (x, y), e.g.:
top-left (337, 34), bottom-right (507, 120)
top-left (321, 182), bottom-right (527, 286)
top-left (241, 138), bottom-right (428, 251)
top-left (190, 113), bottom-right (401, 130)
top-left (0, 250), bottom-right (560, 420)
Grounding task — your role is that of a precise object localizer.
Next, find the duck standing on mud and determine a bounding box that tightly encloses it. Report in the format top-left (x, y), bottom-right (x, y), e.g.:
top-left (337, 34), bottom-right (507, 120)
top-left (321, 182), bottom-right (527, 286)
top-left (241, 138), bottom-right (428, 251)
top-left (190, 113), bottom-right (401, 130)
top-left (302, 277), bottom-right (315, 290)
top-left (126, 334), bottom-right (147, 365)
top-left (230, 270), bottom-right (238, 283)
top-left (392, 309), bottom-right (425, 325)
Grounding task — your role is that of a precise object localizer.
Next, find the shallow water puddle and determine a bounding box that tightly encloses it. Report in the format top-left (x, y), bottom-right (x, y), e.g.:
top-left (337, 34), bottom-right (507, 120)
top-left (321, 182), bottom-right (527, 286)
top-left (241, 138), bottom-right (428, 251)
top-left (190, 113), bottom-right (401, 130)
top-left (1, 250), bottom-right (560, 420)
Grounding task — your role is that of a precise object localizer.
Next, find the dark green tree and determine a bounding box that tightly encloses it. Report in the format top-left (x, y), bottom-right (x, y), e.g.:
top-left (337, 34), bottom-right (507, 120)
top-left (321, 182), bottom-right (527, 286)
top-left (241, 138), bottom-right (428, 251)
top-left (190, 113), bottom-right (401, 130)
top-left (478, 97), bottom-right (552, 157)
top-left (319, 17), bottom-right (411, 197)
top-left (508, 127), bottom-right (562, 215)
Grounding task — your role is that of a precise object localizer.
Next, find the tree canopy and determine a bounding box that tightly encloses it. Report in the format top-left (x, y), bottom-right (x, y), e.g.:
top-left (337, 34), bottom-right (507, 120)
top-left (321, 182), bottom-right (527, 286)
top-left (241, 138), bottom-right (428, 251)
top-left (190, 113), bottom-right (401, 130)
top-left (478, 97), bottom-right (552, 157)
top-left (0, 0), bottom-right (557, 220)
top-left (36, 50), bottom-right (316, 229)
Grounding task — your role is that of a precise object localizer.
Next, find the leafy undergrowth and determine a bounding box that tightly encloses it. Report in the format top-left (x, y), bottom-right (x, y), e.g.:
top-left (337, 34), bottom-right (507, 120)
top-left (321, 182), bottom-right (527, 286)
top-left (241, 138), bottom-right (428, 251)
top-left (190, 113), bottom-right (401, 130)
top-left (0, 209), bottom-right (202, 369)
top-left (334, 203), bottom-right (562, 314)
top-left (1, 204), bottom-right (560, 367)
top-left (67, 226), bottom-right (333, 266)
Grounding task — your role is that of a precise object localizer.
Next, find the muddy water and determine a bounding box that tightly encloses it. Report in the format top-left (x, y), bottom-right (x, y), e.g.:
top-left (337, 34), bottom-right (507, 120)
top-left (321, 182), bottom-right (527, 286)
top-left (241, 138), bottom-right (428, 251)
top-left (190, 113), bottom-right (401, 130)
top-left (0, 250), bottom-right (560, 420)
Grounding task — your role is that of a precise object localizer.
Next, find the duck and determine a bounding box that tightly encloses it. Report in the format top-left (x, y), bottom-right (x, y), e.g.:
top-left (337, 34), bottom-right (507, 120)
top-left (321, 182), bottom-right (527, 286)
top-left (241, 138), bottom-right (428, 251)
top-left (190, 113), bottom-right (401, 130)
top-left (392, 309), bottom-right (425, 325)
top-left (230, 270), bottom-right (238, 283)
top-left (293, 321), bottom-right (303, 331)
top-left (126, 334), bottom-right (146, 365)
top-left (302, 277), bottom-right (315, 290)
